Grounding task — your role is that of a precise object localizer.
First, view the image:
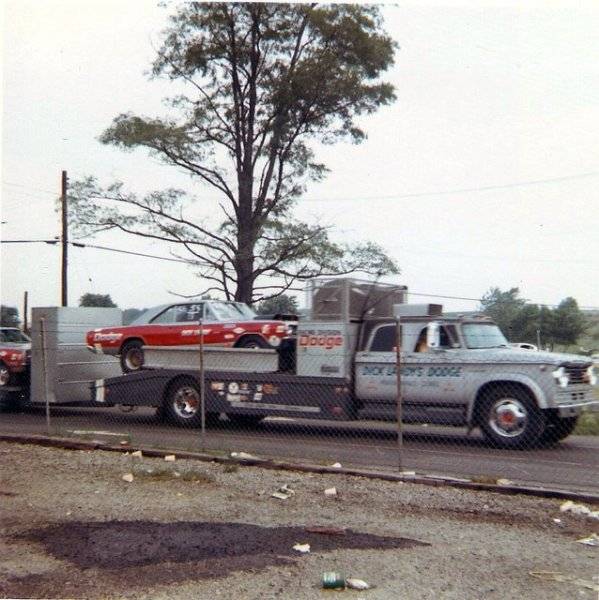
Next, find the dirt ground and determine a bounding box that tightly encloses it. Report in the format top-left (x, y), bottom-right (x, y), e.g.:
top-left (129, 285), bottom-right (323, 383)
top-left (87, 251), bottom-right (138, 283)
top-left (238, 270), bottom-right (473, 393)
top-left (1, 441), bottom-right (598, 599)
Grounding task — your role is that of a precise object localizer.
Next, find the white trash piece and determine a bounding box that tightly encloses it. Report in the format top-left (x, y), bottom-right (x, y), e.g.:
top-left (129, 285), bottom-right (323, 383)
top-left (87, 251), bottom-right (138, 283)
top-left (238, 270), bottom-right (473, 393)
top-left (293, 543), bottom-right (310, 553)
top-left (164, 454), bottom-right (176, 462)
top-left (560, 500), bottom-right (595, 517)
top-left (131, 450), bottom-right (143, 458)
top-left (330, 462), bottom-right (342, 468)
top-left (271, 484), bottom-right (295, 500)
top-left (231, 451), bottom-right (259, 460)
top-left (576, 533), bottom-right (599, 547)
top-left (324, 487), bottom-right (338, 497)
top-left (346, 578), bottom-right (371, 590)
top-left (122, 473), bottom-right (134, 483)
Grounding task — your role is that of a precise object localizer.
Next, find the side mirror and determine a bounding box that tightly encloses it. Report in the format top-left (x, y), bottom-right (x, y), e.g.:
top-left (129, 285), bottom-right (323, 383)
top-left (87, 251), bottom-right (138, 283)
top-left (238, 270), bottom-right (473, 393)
top-left (426, 321), bottom-right (441, 349)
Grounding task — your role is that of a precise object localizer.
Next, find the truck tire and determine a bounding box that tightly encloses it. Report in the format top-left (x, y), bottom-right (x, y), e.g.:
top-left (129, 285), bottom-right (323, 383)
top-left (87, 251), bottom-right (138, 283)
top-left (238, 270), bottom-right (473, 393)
top-left (226, 413), bottom-right (265, 427)
top-left (540, 415), bottom-right (578, 445)
top-left (478, 385), bottom-right (546, 449)
top-left (236, 336), bottom-right (269, 349)
top-left (163, 378), bottom-right (218, 428)
top-left (120, 340), bottom-right (144, 373)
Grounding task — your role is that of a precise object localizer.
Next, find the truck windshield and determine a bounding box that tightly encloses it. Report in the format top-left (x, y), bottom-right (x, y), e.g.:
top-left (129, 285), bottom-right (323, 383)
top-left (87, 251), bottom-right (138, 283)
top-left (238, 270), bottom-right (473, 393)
top-left (462, 323), bottom-right (508, 349)
top-left (0, 329), bottom-right (30, 343)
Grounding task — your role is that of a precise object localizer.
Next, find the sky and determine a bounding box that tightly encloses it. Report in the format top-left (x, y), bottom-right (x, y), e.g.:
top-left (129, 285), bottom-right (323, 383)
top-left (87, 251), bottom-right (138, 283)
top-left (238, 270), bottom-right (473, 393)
top-left (2, 0), bottom-right (599, 318)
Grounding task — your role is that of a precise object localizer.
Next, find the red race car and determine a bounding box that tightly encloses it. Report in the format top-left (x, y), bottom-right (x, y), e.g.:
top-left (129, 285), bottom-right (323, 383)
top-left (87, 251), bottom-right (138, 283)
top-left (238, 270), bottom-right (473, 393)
top-left (86, 300), bottom-right (292, 372)
top-left (0, 327), bottom-right (31, 391)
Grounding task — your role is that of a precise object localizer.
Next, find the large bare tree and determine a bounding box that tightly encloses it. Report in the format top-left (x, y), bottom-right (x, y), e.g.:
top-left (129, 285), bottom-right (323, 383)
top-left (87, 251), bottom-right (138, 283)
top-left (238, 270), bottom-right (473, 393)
top-left (69, 2), bottom-right (399, 303)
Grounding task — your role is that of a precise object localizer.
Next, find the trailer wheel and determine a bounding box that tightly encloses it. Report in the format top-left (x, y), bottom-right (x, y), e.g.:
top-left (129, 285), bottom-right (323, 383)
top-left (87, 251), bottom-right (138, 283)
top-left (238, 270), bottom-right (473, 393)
top-left (540, 415), bottom-right (578, 445)
top-left (163, 378), bottom-right (219, 428)
top-left (0, 362), bottom-right (11, 387)
top-left (226, 413), bottom-right (265, 427)
top-left (478, 385), bottom-right (546, 449)
top-left (120, 340), bottom-right (144, 373)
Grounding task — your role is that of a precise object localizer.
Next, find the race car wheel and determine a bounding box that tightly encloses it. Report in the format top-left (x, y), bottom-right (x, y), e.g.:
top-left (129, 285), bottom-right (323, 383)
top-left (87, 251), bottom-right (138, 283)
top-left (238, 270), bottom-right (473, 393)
top-left (236, 336), bottom-right (269, 349)
top-left (478, 385), bottom-right (546, 449)
top-left (120, 340), bottom-right (144, 373)
top-left (540, 415), bottom-right (578, 445)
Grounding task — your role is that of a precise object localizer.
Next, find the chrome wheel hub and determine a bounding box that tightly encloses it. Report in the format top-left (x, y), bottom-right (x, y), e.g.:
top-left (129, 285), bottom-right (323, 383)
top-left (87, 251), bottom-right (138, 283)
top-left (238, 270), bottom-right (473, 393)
top-left (489, 398), bottom-right (528, 437)
top-left (173, 386), bottom-right (200, 419)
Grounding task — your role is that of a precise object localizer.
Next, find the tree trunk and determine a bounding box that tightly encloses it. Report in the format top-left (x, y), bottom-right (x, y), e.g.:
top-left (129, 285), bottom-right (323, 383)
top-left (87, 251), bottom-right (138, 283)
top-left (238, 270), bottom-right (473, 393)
top-left (235, 177), bottom-right (255, 304)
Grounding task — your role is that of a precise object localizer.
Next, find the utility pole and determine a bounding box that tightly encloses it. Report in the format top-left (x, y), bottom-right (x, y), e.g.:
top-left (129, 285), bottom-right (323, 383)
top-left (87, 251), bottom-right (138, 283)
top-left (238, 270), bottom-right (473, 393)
top-left (61, 170), bottom-right (68, 306)
top-left (23, 291), bottom-right (29, 333)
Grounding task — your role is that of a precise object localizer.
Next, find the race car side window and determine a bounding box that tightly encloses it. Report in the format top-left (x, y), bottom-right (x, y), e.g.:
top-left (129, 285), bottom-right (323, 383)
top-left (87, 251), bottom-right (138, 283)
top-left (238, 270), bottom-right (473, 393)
top-left (151, 304), bottom-right (204, 324)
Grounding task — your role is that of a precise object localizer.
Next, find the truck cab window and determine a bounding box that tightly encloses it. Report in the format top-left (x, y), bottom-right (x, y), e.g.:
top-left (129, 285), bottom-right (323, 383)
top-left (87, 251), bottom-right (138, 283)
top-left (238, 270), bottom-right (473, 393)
top-left (370, 324), bottom-right (397, 352)
top-left (414, 325), bottom-right (452, 352)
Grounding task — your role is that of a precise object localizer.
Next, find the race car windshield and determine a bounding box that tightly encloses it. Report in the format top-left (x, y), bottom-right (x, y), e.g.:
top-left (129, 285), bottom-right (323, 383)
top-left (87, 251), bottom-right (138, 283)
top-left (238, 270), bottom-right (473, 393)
top-left (462, 324), bottom-right (509, 349)
top-left (0, 329), bottom-right (30, 343)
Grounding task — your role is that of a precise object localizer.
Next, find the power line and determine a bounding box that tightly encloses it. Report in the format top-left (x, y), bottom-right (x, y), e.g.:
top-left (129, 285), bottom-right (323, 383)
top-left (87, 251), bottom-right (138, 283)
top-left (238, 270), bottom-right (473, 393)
top-left (4, 169), bottom-right (599, 204)
top-left (301, 171), bottom-right (599, 202)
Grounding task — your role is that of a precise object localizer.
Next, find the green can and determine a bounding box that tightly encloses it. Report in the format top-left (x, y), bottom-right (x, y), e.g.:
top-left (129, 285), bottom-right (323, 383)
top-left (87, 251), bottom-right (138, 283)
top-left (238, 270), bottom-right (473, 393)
top-left (322, 571), bottom-right (346, 589)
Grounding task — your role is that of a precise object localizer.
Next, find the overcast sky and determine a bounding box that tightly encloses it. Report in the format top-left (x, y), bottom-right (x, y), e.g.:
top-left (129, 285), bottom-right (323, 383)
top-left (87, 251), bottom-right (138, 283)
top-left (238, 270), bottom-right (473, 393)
top-left (2, 0), bottom-right (598, 317)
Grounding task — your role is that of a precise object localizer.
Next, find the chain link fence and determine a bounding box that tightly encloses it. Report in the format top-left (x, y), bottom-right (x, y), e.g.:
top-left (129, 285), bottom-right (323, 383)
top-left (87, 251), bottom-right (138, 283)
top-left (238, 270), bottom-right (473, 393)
top-left (1, 293), bottom-right (598, 493)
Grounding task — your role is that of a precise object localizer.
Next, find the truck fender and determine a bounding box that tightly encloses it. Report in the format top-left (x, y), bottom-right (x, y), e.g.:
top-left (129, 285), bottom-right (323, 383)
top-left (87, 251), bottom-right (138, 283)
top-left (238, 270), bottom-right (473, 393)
top-left (467, 374), bottom-right (548, 425)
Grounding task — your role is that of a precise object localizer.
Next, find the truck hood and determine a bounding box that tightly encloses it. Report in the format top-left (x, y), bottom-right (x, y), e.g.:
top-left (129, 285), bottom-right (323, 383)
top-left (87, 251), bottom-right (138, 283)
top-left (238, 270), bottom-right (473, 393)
top-left (468, 347), bottom-right (592, 366)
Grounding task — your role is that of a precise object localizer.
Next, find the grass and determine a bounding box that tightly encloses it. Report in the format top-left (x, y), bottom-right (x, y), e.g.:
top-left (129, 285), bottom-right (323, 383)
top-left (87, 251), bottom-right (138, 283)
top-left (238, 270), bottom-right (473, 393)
top-left (131, 464), bottom-right (215, 483)
top-left (574, 411), bottom-right (599, 436)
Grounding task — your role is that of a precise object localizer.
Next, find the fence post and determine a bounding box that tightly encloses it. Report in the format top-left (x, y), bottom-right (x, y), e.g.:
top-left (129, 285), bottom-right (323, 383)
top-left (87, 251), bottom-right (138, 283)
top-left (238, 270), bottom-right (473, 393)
top-left (199, 319), bottom-right (206, 451)
top-left (39, 317), bottom-right (51, 436)
top-left (395, 317), bottom-right (403, 472)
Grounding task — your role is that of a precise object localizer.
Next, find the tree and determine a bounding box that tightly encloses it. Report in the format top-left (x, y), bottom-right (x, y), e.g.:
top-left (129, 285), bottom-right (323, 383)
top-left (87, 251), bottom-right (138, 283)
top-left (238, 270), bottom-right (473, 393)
top-left (479, 287), bottom-right (526, 341)
top-left (256, 294), bottom-right (299, 316)
top-left (79, 294), bottom-right (117, 308)
top-left (68, 3), bottom-right (399, 303)
top-left (0, 305), bottom-right (20, 327)
top-left (550, 297), bottom-right (587, 347)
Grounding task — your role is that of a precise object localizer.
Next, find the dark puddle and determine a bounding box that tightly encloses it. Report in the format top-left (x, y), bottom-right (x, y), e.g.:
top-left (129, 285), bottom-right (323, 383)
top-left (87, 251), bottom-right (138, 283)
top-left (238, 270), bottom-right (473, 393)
top-left (5, 521), bottom-right (427, 597)
top-left (19, 520), bottom-right (427, 571)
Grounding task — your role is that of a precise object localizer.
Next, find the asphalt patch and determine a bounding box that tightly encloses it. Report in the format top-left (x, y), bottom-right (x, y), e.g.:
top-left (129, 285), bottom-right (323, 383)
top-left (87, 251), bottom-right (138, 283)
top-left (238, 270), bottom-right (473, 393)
top-left (20, 520), bottom-right (426, 570)
top-left (4, 521), bottom-right (427, 596)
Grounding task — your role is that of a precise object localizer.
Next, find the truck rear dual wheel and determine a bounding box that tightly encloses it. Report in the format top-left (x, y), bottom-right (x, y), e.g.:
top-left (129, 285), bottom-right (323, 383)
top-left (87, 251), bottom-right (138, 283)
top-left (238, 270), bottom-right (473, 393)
top-left (478, 386), bottom-right (546, 449)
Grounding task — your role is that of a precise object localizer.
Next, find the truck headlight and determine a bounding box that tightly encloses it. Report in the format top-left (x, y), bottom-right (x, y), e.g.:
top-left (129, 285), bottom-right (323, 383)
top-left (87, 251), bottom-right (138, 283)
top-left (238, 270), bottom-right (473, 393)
top-left (585, 366), bottom-right (597, 386)
top-left (552, 366), bottom-right (569, 388)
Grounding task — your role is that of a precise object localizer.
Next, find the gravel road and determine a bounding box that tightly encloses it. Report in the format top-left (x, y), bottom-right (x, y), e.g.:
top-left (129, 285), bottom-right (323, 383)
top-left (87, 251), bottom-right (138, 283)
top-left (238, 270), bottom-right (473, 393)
top-left (1, 441), bottom-right (598, 599)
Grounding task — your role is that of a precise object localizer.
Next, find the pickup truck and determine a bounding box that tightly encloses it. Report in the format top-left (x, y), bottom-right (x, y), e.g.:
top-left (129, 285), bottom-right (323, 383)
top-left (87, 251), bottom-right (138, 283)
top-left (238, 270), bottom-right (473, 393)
top-left (92, 305), bottom-right (597, 448)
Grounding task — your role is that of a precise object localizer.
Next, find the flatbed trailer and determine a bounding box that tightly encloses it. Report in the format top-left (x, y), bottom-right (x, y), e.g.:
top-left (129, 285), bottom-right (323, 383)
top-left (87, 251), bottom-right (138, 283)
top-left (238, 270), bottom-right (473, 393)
top-left (92, 368), bottom-right (353, 427)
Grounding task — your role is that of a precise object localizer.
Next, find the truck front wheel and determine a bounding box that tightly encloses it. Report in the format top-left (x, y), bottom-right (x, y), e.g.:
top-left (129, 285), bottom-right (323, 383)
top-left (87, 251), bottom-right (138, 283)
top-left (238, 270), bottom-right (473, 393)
top-left (478, 386), bottom-right (546, 449)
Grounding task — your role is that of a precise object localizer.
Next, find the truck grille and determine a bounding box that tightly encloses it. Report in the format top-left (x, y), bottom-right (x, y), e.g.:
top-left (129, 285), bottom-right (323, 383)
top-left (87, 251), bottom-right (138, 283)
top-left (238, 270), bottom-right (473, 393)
top-left (563, 364), bottom-right (588, 384)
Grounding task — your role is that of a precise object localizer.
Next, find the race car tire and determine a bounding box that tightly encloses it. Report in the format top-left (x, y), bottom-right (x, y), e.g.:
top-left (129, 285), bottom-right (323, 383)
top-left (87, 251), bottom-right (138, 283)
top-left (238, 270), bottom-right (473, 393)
top-left (235, 336), bottom-right (269, 349)
top-left (120, 340), bottom-right (144, 373)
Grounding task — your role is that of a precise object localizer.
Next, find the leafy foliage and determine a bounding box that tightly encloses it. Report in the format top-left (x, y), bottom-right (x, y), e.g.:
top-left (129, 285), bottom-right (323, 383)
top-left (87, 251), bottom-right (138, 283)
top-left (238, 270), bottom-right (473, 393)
top-left (79, 293), bottom-right (117, 308)
top-left (67, 3), bottom-right (399, 303)
top-left (256, 294), bottom-right (298, 316)
top-left (480, 287), bottom-right (588, 349)
top-left (0, 305), bottom-right (20, 328)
